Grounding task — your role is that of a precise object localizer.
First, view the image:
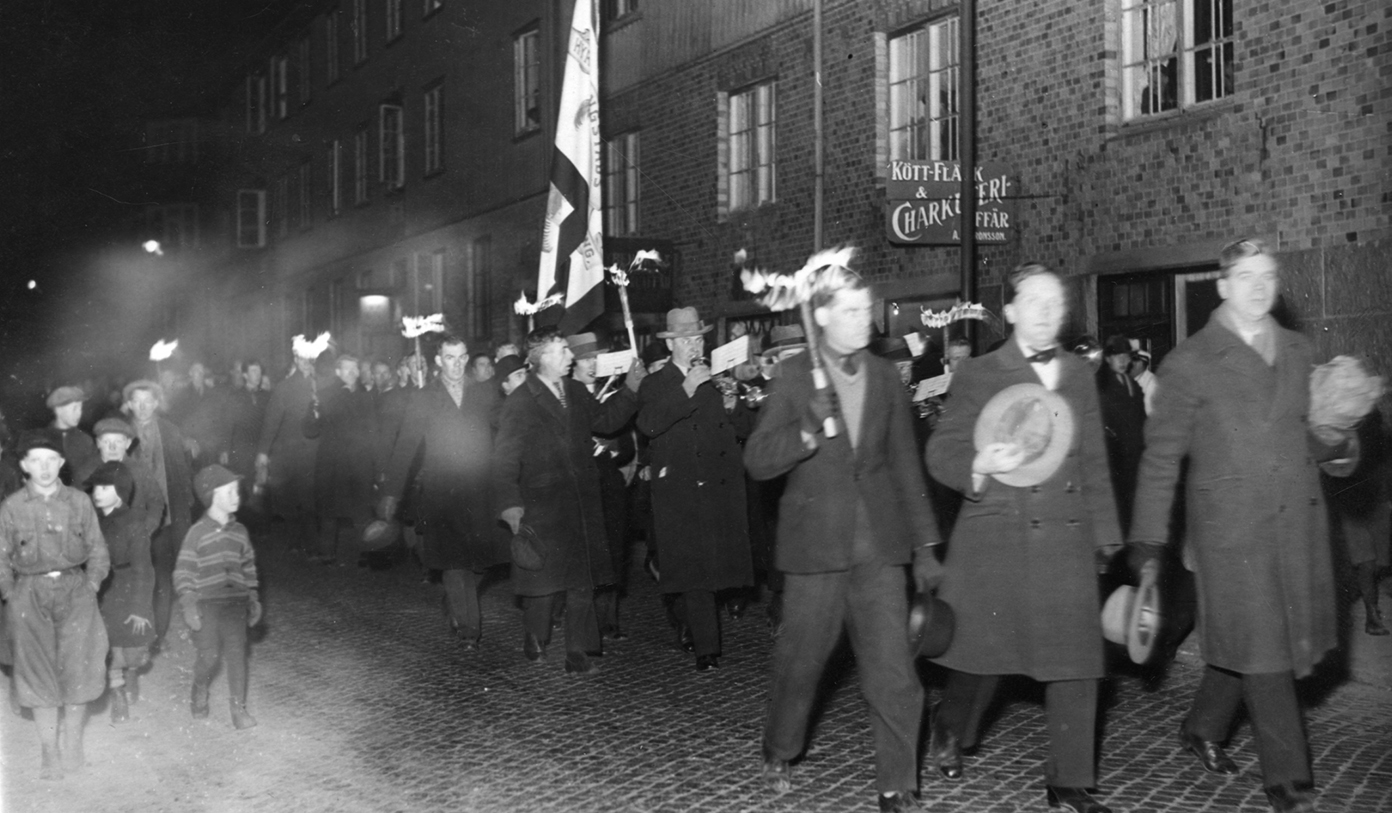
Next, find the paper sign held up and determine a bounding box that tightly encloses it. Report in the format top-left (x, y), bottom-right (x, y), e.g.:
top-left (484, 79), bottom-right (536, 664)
top-left (595, 350), bottom-right (636, 378)
top-left (710, 335), bottom-right (751, 375)
top-left (914, 373), bottom-right (952, 401)
top-left (903, 333), bottom-right (926, 358)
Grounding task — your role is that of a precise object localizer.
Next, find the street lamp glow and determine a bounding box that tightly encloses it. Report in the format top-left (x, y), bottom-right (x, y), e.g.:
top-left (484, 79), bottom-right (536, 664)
top-left (27, 280), bottom-right (37, 290)
top-left (143, 240), bottom-right (163, 256)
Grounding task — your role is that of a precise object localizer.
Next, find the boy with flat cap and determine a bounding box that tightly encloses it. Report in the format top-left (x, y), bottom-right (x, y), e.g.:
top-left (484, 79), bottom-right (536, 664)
top-left (175, 464), bottom-right (261, 729)
top-left (48, 385), bottom-right (98, 487)
top-left (0, 429), bottom-right (110, 779)
top-left (86, 460), bottom-right (154, 723)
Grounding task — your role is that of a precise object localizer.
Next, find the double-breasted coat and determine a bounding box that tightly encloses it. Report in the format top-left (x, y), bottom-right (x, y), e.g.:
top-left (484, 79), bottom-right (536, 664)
top-left (744, 350), bottom-right (940, 571)
top-left (385, 380), bottom-right (505, 572)
top-left (1129, 314), bottom-right (1343, 678)
top-left (493, 375), bottom-right (637, 597)
top-left (926, 340), bottom-right (1122, 682)
top-left (636, 363), bottom-right (755, 594)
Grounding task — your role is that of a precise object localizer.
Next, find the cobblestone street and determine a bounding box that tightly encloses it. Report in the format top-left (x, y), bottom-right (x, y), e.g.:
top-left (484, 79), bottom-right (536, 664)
top-left (4, 521), bottom-right (1391, 813)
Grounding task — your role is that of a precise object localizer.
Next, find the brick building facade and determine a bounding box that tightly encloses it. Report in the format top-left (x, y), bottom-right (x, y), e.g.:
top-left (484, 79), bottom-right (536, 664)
top-left (167, 0), bottom-right (1386, 373)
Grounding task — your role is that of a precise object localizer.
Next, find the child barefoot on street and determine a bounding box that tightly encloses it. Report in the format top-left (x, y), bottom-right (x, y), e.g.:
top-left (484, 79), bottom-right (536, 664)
top-left (174, 465), bottom-right (261, 729)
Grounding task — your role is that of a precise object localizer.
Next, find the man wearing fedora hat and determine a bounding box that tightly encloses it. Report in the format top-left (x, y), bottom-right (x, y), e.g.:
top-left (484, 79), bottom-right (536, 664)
top-left (1127, 239), bottom-right (1360, 813)
top-left (925, 262), bottom-right (1123, 813)
top-left (637, 307), bottom-right (756, 672)
top-left (745, 268), bottom-right (940, 813)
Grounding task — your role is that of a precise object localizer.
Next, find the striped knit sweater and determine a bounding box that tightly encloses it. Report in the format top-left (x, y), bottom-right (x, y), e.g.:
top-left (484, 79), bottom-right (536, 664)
top-left (173, 515), bottom-right (259, 601)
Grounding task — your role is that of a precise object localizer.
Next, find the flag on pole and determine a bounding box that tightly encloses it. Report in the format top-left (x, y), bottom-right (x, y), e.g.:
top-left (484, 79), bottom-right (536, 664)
top-left (537, 0), bottom-right (604, 334)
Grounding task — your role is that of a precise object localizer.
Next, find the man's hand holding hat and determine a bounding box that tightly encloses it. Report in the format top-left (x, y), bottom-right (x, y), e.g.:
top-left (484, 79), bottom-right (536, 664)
top-left (1125, 540), bottom-right (1166, 582)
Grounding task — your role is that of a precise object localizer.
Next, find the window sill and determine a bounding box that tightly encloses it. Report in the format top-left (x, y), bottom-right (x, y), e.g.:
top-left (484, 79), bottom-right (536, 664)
top-left (606, 11), bottom-right (642, 34)
top-left (423, 168), bottom-right (445, 180)
top-left (513, 128), bottom-right (541, 144)
top-left (1114, 96), bottom-right (1238, 139)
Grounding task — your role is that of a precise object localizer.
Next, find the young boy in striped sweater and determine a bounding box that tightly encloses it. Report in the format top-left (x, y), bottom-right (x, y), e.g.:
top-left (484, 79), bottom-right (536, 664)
top-left (174, 465), bottom-right (262, 729)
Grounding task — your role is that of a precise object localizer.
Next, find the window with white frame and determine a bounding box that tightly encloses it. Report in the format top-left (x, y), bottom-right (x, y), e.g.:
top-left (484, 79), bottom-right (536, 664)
top-left (604, 132), bottom-right (640, 235)
top-left (297, 35), bottom-right (312, 105)
top-left (236, 190), bottom-right (266, 248)
top-left (380, 103), bottom-right (404, 190)
top-left (354, 127), bottom-right (370, 204)
top-left (424, 0), bottom-right (443, 17)
top-left (245, 73), bottom-right (266, 134)
top-left (352, 0), bottom-right (369, 65)
top-left (386, 0), bottom-right (403, 41)
top-left (468, 238), bottom-right (491, 339)
top-left (326, 7), bottom-right (341, 83)
top-left (271, 54), bottom-right (289, 120)
top-left (1121, 0), bottom-right (1234, 120)
top-left (888, 16), bottom-right (958, 161)
top-left (423, 83), bottom-right (443, 175)
top-left (298, 163), bottom-right (312, 230)
top-left (513, 27), bottom-right (541, 135)
top-left (726, 81), bottom-right (777, 211)
top-left (328, 140), bottom-right (344, 215)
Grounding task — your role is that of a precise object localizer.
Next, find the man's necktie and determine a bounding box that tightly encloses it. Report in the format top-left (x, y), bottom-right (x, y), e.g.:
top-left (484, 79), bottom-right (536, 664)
top-left (554, 381), bottom-right (567, 408)
top-left (1026, 347), bottom-right (1057, 365)
top-left (839, 353), bottom-right (858, 375)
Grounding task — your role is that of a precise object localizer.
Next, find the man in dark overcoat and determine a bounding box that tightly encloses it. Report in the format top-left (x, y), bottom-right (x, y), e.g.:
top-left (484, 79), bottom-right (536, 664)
top-left (637, 307), bottom-right (756, 672)
top-left (1127, 240), bottom-right (1353, 813)
top-left (218, 360), bottom-right (269, 485)
top-left (925, 263), bottom-right (1122, 813)
top-left (493, 328), bottom-right (642, 675)
top-left (124, 380), bottom-right (195, 646)
top-left (745, 269), bottom-right (940, 813)
top-left (304, 354), bottom-right (378, 565)
top-left (1096, 335), bottom-right (1147, 532)
top-left (256, 352), bottom-right (320, 553)
top-left (380, 336), bottom-right (505, 648)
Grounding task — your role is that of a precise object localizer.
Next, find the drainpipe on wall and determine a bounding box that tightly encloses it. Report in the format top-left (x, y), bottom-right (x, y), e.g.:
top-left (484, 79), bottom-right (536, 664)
top-left (960, 0), bottom-right (978, 330)
top-left (813, 0), bottom-right (824, 251)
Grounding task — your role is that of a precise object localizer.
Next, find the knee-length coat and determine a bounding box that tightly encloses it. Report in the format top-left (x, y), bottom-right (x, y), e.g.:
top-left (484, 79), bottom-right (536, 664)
top-left (1130, 313), bottom-right (1345, 678)
top-left (97, 504), bottom-right (155, 649)
top-left (304, 383), bottom-right (377, 520)
top-left (637, 364), bottom-right (755, 594)
top-left (926, 340), bottom-right (1122, 682)
top-left (493, 375), bottom-right (638, 596)
top-left (384, 381), bottom-right (505, 572)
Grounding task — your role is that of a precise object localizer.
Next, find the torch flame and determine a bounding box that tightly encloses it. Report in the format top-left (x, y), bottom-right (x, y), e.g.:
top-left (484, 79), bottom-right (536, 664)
top-left (292, 332), bottom-right (332, 359)
top-left (513, 292), bottom-right (564, 316)
top-left (739, 246), bottom-right (860, 313)
top-left (401, 313), bottom-right (446, 338)
top-left (149, 339), bottom-right (178, 361)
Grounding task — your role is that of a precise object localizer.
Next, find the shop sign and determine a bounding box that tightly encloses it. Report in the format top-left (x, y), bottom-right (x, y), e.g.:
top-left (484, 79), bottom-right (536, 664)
top-left (884, 160), bottom-right (1016, 245)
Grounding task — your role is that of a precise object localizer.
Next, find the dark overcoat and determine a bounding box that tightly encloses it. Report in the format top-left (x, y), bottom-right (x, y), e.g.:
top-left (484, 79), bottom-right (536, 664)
top-left (304, 384), bottom-right (378, 519)
top-left (220, 387), bottom-right (268, 480)
top-left (256, 371), bottom-right (319, 514)
top-left (1096, 367), bottom-right (1148, 530)
top-left (926, 340), bottom-right (1122, 682)
top-left (385, 381), bottom-right (505, 571)
top-left (744, 350), bottom-right (939, 572)
top-left (492, 375), bottom-right (637, 596)
top-left (133, 416), bottom-right (195, 543)
top-left (636, 363), bottom-right (754, 594)
top-left (1130, 314), bottom-right (1342, 678)
top-left (97, 505), bottom-right (156, 648)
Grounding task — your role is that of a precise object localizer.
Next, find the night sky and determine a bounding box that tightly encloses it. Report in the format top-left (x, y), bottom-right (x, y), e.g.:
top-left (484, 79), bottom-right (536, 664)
top-left (0, 1), bottom-right (290, 414)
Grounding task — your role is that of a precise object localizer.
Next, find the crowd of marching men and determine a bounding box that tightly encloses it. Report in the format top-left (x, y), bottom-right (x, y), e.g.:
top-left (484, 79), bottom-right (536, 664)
top-left (1, 242), bottom-right (1389, 813)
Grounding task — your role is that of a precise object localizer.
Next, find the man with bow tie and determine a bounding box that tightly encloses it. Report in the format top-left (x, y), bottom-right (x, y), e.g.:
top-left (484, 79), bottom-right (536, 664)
top-left (924, 262), bottom-right (1123, 813)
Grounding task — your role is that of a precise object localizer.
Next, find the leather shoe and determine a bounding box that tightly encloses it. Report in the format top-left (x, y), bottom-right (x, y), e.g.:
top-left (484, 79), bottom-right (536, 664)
top-left (1264, 782), bottom-right (1315, 813)
top-left (523, 633), bottom-right (546, 662)
top-left (564, 652), bottom-right (600, 676)
top-left (727, 596), bottom-right (748, 620)
top-left (761, 748), bottom-right (792, 794)
top-left (1179, 725), bottom-right (1238, 774)
top-left (695, 654), bottom-right (720, 672)
top-left (676, 624), bottom-right (695, 653)
top-left (928, 705), bottom-right (963, 780)
top-left (1046, 786), bottom-right (1111, 813)
top-left (600, 625), bottom-right (630, 641)
top-left (1367, 606), bottom-right (1390, 636)
top-left (878, 791), bottom-right (922, 812)
top-left (459, 638), bottom-right (480, 652)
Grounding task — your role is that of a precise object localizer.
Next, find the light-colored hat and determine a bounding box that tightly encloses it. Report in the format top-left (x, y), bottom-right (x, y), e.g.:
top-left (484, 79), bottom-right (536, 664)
top-left (1101, 559), bottom-right (1162, 664)
top-left (657, 307), bottom-right (713, 339)
top-left (972, 382), bottom-right (1075, 487)
top-left (46, 386), bottom-right (85, 409)
top-left (566, 332), bottom-right (602, 360)
top-left (762, 324), bottom-right (807, 359)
